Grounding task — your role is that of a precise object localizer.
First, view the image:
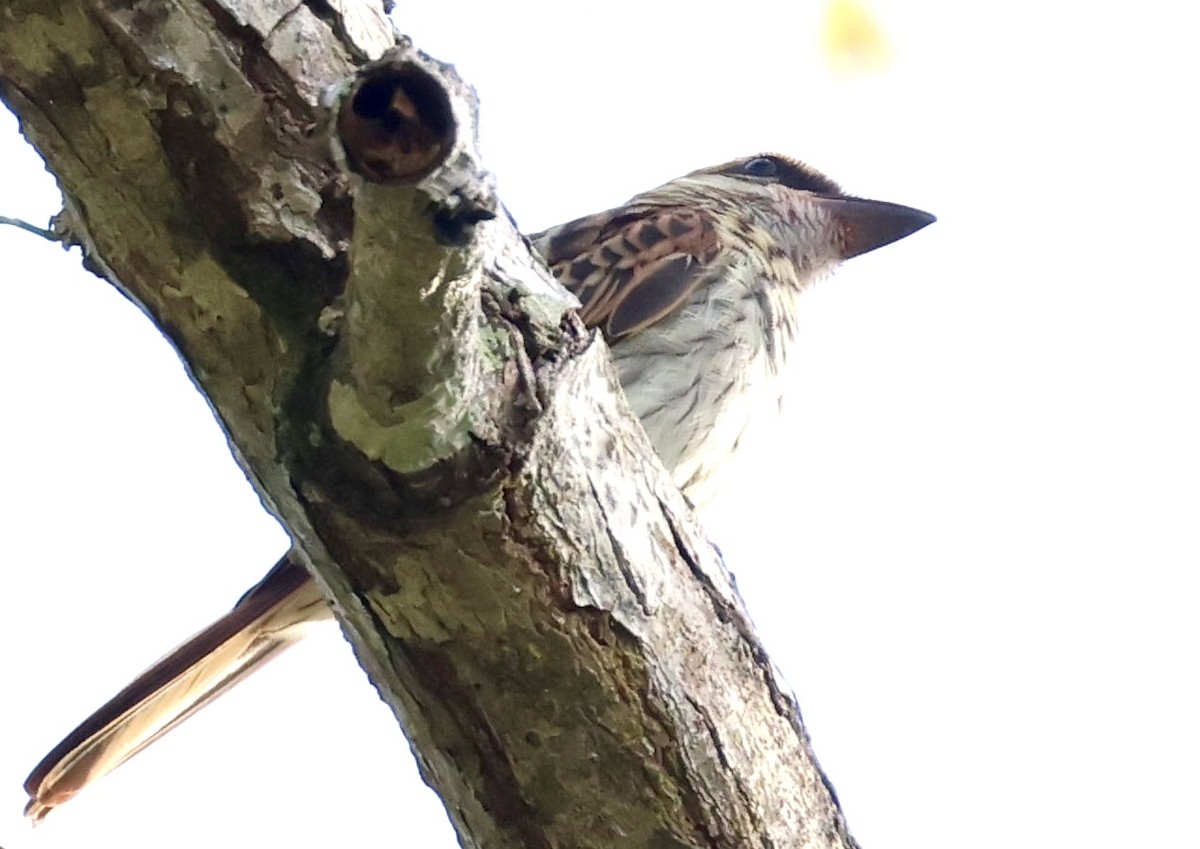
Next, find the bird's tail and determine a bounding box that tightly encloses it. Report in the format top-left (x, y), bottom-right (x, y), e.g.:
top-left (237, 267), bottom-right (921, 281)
top-left (23, 554), bottom-right (331, 822)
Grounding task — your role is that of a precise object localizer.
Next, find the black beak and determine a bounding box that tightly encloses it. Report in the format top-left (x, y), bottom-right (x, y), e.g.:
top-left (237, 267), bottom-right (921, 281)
top-left (817, 196), bottom-right (936, 259)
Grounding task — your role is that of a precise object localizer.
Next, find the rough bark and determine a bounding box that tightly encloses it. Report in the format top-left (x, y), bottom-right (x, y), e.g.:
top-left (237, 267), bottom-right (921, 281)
top-left (0, 3), bottom-right (858, 848)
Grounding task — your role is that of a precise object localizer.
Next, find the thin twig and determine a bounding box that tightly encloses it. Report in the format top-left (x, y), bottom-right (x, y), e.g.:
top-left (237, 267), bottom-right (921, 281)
top-left (0, 215), bottom-right (57, 242)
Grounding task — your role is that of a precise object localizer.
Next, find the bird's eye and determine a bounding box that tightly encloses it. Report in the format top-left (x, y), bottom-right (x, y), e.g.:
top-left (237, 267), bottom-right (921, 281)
top-left (742, 157), bottom-right (778, 178)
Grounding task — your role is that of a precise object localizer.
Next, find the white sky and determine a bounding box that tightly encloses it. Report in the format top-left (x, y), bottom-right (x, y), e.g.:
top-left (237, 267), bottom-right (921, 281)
top-left (2, 2), bottom-right (1198, 848)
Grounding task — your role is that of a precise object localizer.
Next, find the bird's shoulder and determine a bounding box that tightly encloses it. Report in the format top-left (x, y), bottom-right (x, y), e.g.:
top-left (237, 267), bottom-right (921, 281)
top-left (530, 203), bottom-right (723, 339)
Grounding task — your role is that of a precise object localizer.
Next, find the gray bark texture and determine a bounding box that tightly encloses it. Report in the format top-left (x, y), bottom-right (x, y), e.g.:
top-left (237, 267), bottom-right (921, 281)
top-left (0, 3), bottom-right (858, 848)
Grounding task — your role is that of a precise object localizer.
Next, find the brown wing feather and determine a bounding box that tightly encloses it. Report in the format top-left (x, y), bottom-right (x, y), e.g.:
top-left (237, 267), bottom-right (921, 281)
top-left (531, 206), bottom-right (720, 339)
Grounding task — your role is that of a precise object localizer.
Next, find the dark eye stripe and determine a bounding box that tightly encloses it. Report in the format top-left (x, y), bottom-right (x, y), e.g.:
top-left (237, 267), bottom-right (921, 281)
top-left (743, 157), bottom-right (778, 178)
top-left (716, 155), bottom-right (843, 195)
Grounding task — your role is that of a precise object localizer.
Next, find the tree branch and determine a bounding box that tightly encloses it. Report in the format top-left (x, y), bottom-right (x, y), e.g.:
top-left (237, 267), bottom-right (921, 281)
top-left (1, 3), bottom-right (857, 847)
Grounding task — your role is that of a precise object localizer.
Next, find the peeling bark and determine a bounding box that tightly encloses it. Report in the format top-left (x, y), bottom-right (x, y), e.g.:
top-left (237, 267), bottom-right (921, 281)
top-left (1, 3), bottom-right (859, 848)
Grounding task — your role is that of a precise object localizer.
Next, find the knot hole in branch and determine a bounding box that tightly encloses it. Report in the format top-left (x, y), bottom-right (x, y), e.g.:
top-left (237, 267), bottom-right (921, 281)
top-left (338, 64), bottom-right (454, 183)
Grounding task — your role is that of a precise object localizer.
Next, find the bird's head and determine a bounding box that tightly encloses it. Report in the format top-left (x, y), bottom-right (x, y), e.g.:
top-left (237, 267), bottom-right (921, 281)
top-left (651, 153), bottom-right (935, 275)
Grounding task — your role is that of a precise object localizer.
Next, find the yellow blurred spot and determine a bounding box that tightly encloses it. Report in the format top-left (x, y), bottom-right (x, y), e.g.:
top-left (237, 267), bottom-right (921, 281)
top-left (822, 0), bottom-right (891, 73)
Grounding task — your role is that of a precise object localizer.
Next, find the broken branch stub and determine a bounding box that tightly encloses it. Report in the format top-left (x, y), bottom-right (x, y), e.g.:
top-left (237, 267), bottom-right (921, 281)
top-left (297, 46), bottom-right (574, 517)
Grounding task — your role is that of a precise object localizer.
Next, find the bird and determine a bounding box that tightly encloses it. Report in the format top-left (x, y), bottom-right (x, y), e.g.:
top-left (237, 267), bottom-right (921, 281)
top-left (23, 153), bottom-right (934, 821)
